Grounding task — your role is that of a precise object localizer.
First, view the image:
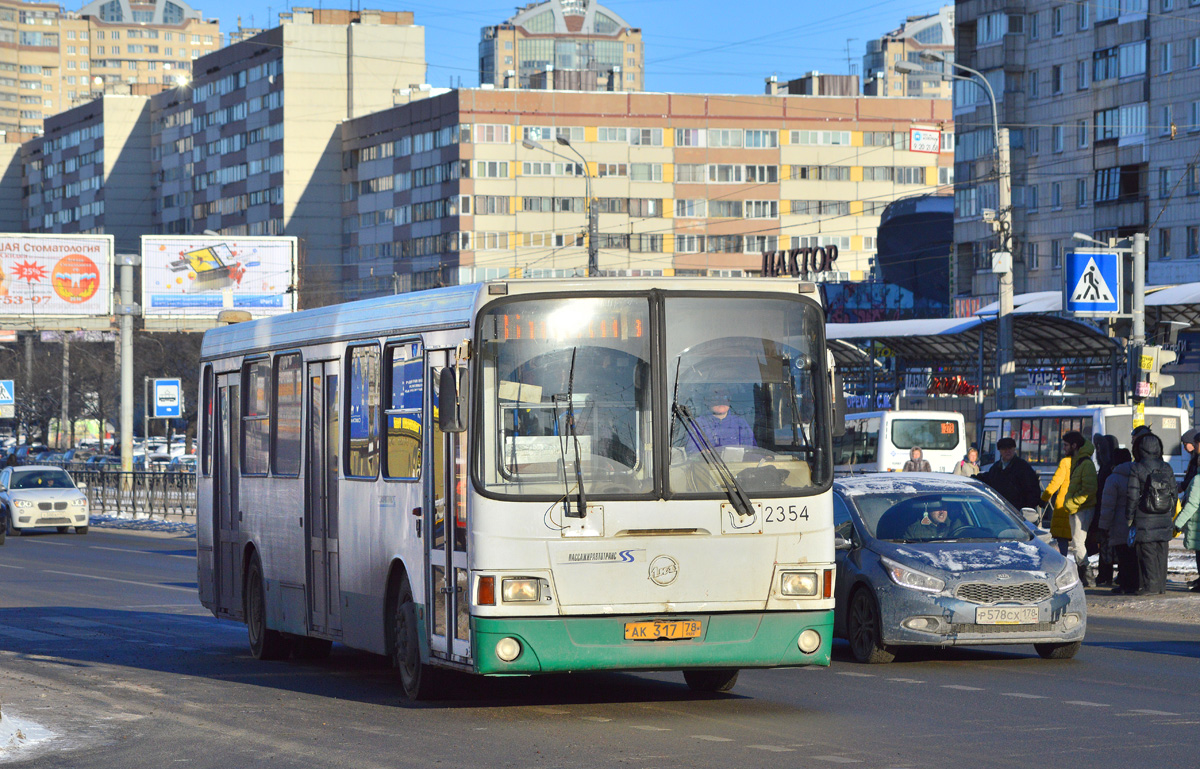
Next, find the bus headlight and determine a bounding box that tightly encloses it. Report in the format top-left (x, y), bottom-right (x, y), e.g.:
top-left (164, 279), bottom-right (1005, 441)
top-left (780, 571), bottom-right (819, 596)
top-left (797, 629), bottom-right (822, 653)
top-left (501, 578), bottom-right (540, 602)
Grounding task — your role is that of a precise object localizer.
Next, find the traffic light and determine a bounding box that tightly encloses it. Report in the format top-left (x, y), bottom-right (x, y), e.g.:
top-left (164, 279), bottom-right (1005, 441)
top-left (1149, 346), bottom-right (1178, 395)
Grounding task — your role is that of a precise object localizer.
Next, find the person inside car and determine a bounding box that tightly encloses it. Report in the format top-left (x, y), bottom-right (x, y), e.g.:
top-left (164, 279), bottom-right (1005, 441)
top-left (903, 507), bottom-right (952, 540)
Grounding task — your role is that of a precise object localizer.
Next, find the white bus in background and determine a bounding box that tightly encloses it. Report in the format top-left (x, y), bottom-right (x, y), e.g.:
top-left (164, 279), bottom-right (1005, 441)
top-left (833, 410), bottom-right (967, 474)
top-left (196, 277), bottom-right (840, 700)
top-left (980, 406), bottom-right (1193, 475)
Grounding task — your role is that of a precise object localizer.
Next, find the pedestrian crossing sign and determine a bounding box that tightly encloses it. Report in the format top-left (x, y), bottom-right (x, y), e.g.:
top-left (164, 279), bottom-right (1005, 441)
top-left (0, 380), bottom-right (12, 406)
top-left (1064, 250), bottom-right (1121, 316)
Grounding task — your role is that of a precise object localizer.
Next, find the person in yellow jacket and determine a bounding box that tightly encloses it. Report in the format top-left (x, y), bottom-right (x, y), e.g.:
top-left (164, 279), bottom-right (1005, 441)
top-left (1042, 431), bottom-right (1098, 585)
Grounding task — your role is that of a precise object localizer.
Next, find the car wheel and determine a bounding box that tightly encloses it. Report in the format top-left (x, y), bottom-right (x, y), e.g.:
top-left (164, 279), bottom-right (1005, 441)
top-left (683, 668), bottom-right (740, 693)
top-left (57, 526), bottom-right (69, 534)
top-left (848, 588), bottom-right (895, 664)
top-left (75, 526), bottom-right (88, 535)
top-left (244, 553), bottom-right (290, 661)
top-left (1034, 641), bottom-right (1081, 660)
top-left (4, 510), bottom-right (19, 538)
top-left (391, 574), bottom-right (440, 700)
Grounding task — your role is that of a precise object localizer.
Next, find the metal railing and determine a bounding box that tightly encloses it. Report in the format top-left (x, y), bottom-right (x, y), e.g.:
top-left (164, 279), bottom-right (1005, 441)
top-left (64, 464), bottom-right (197, 521)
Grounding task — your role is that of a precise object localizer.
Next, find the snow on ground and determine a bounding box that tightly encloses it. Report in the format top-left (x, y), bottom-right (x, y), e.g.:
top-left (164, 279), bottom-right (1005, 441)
top-left (87, 513), bottom-right (195, 536)
top-left (0, 711), bottom-right (55, 758)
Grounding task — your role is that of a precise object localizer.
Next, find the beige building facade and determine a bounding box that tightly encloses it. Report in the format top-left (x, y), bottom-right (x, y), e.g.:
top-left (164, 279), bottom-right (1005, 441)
top-left (864, 5), bottom-right (955, 98)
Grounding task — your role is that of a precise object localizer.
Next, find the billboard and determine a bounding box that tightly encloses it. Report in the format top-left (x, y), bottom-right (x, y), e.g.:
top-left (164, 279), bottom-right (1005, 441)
top-left (141, 236), bottom-right (298, 319)
top-left (0, 234), bottom-right (114, 319)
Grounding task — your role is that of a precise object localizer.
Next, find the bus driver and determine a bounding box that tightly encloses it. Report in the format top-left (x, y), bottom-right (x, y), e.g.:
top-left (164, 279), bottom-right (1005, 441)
top-left (690, 389), bottom-right (756, 451)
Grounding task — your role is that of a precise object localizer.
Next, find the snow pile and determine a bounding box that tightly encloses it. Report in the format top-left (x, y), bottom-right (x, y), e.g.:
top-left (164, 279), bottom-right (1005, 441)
top-left (0, 711), bottom-right (54, 755)
top-left (87, 514), bottom-right (196, 535)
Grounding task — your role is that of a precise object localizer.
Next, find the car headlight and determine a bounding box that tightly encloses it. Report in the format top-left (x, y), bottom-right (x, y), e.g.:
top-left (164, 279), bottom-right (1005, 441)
top-left (501, 578), bottom-right (540, 602)
top-left (70, 498), bottom-right (88, 507)
top-left (12, 499), bottom-right (33, 508)
top-left (881, 556), bottom-right (946, 594)
top-left (1055, 560), bottom-right (1079, 592)
top-left (780, 571), bottom-right (819, 596)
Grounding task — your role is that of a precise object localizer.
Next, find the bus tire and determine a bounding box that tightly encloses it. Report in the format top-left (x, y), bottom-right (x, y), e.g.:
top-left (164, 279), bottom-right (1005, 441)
top-left (245, 553), bottom-right (290, 661)
top-left (392, 574), bottom-right (440, 700)
top-left (683, 668), bottom-right (739, 693)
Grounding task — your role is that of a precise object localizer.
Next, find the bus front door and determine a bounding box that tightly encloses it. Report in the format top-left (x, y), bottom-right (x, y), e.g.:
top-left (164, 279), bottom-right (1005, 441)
top-left (426, 349), bottom-right (471, 664)
top-left (214, 373), bottom-right (242, 619)
top-left (306, 361), bottom-right (342, 636)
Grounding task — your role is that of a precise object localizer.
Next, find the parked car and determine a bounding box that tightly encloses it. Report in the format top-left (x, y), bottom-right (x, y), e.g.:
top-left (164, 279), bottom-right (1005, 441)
top-left (144, 453), bottom-right (173, 471)
top-left (85, 455), bottom-right (120, 467)
top-left (0, 465), bottom-right (89, 541)
top-left (832, 473), bottom-right (1086, 664)
top-left (168, 455), bottom-right (197, 473)
top-left (13, 445), bottom-right (48, 465)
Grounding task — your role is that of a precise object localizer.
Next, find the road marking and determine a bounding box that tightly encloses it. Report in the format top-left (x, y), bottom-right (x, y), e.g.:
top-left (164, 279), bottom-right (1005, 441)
top-left (942, 685), bottom-right (984, 691)
top-left (886, 677), bottom-right (924, 684)
top-left (747, 745), bottom-right (794, 752)
top-left (580, 717), bottom-right (611, 723)
top-left (836, 671), bottom-right (875, 678)
top-left (813, 757), bottom-right (862, 764)
top-left (90, 545), bottom-right (193, 559)
top-left (631, 726), bottom-right (670, 732)
top-left (1002, 693), bottom-right (1047, 699)
top-left (0, 564), bottom-right (24, 569)
top-left (1065, 701), bottom-right (1109, 707)
top-left (1126, 709), bottom-right (1180, 716)
top-left (42, 570), bottom-right (195, 593)
top-left (691, 735), bottom-right (733, 742)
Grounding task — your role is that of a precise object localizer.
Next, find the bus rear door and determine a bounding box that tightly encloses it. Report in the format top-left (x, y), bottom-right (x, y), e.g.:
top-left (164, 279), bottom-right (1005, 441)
top-left (213, 373), bottom-right (243, 619)
top-left (306, 360), bottom-right (342, 636)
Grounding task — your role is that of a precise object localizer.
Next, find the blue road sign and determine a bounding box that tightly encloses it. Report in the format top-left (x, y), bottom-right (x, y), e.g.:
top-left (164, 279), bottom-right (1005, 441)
top-left (1064, 250), bottom-right (1121, 315)
top-left (153, 379), bottom-right (182, 418)
top-left (0, 380), bottom-right (12, 406)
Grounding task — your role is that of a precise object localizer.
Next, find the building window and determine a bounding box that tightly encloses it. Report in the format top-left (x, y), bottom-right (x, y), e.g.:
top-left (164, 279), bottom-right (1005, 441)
top-left (1189, 165), bottom-right (1200, 195)
top-left (1028, 185), bottom-right (1039, 211)
top-left (1051, 65), bottom-right (1063, 94)
top-left (1077, 60), bottom-right (1089, 90)
top-left (1029, 12), bottom-right (1039, 39)
top-left (1079, 1), bottom-right (1090, 27)
top-left (1052, 241), bottom-right (1062, 270)
top-left (1053, 125), bottom-right (1064, 152)
top-left (1053, 6), bottom-right (1064, 35)
top-left (1159, 229), bottom-right (1173, 260)
top-left (1188, 226), bottom-right (1199, 258)
top-left (1029, 70), bottom-right (1039, 98)
top-left (1162, 42), bottom-right (1174, 73)
top-left (1051, 182), bottom-right (1062, 208)
top-left (1078, 120), bottom-right (1089, 148)
top-left (1077, 178), bottom-right (1088, 207)
top-left (1160, 168), bottom-right (1172, 198)
top-left (1162, 105), bottom-right (1174, 136)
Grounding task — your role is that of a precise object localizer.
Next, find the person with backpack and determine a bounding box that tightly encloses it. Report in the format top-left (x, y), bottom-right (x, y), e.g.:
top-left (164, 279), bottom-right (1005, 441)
top-left (1125, 429), bottom-right (1178, 595)
top-left (1043, 431), bottom-right (1098, 586)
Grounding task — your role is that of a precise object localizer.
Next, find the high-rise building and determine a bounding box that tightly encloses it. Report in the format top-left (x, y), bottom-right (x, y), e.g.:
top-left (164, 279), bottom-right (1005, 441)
top-left (0, 0), bottom-right (219, 136)
top-left (863, 5), bottom-right (955, 98)
top-left (479, 0), bottom-right (642, 91)
top-left (953, 1), bottom-right (1200, 303)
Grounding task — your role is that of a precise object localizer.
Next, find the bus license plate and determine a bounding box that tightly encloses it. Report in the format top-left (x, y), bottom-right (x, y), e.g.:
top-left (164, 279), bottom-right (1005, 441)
top-left (975, 606), bottom-right (1038, 625)
top-left (624, 619), bottom-right (702, 640)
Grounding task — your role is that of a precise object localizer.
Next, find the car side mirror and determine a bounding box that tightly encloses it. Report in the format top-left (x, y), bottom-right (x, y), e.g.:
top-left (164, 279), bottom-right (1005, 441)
top-left (1020, 507), bottom-right (1041, 523)
top-left (834, 536), bottom-right (854, 551)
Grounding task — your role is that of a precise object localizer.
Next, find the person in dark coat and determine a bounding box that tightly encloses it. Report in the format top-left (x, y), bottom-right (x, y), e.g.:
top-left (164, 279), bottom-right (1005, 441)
top-left (1091, 434), bottom-right (1120, 586)
top-left (1098, 448), bottom-right (1137, 594)
top-left (978, 437), bottom-right (1042, 511)
top-left (1125, 430), bottom-right (1177, 595)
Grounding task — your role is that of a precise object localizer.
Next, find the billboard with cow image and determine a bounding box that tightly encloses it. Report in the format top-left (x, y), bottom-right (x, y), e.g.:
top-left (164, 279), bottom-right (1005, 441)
top-left (0, 234), bottom-right (114, 319)
top-left (140, 236), bottom-right (298, 320)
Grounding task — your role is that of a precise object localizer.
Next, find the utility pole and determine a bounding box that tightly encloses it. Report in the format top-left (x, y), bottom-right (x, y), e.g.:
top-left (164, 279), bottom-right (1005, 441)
top-left (587, 196), bottom-right (599, 277)
top-left (1130, 232), bottom-right (1147, 428)
top-left (995, 127), bottom-right (1015, 410)
top-left (59, 336), bottom-right (70, 449)
top-left (117, 254), bottom-right (140, 475)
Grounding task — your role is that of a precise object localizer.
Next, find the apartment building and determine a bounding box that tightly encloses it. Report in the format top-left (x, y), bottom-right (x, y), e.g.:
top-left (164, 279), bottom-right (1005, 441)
top-left (0, 0), bottom-right (218, 136)
top-left (864, 5), bottom-right (955, 98)
top-left (339, 89), bottom-right (953, 299)
top-left (954, 0), bottom-right (1200, 302)
top-left (479, 0), bottom-right (642, 91)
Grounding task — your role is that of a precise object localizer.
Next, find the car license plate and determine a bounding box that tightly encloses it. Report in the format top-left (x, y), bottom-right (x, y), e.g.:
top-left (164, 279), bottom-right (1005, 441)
top-left (975, 606), bottom-right (1039, 625)
top-left (624, 619), bottom-right (702, 640)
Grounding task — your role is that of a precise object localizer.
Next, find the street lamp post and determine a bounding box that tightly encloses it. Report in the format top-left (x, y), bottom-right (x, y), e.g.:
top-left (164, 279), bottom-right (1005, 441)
top-left (899, 53), bottom-right (1015, 409)
top-left (521, 136), bottom-right (598, 277)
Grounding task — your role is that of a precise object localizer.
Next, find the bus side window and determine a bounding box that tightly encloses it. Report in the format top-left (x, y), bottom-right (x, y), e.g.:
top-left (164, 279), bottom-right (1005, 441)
top-left (863, 418), bottom-right (879, 464)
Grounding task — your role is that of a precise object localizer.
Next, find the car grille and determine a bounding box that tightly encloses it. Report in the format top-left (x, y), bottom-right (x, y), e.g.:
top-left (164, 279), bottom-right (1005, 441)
top-left (36, 517), bottom-right (71, 525)
top-left (955, 582), bottom-right (1051, 605)
top-left (950, 622), bottom-right (1055, 634)
top-left (37, 502), bottom-right (68, 511)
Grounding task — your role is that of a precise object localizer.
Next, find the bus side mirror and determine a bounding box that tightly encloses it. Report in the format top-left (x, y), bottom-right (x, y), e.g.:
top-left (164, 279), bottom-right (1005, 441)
top-left (831, 370), bottom-right (846, 438)
top-left (438, 367), bottom-right (466, 433)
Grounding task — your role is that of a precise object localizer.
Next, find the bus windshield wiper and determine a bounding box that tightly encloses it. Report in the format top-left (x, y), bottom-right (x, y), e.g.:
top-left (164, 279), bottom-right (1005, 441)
top-left (672, 402), bottom-right (755, 523)
top-left (553, 347), bottom-right (587, 519)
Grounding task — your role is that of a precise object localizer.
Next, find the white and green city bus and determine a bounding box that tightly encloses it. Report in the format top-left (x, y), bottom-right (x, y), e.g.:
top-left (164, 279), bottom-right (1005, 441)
top-left (196, 278), bottom-right (838, 699)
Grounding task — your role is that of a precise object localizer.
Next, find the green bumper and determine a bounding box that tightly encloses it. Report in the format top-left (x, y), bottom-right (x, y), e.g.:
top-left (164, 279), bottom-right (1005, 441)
top-left (472, 610), bottom-right (833, 675)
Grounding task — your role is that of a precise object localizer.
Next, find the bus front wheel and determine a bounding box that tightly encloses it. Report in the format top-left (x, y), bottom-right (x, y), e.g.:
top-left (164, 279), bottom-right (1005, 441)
top-left (392, 575), bottom-right (441, 701)
top-left (683, 668), bottom-right (739, 693)
top-left (245, 553), bottom-right (291, 661)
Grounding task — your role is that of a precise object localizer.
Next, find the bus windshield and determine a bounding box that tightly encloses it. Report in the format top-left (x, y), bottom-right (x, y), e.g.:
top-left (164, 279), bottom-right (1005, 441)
top-left (476, 296), bottom-right (654, 496)
top-left (890, 419), bottom-right (960, 451)
top-left (666, 296), bottom-right (829, 496)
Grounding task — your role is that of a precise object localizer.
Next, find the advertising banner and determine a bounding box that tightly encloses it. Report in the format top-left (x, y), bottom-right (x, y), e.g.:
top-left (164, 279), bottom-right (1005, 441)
top-left (0, 234), bottom-right (114, 319)
top-left (141, 236), bottom-right (298, 319)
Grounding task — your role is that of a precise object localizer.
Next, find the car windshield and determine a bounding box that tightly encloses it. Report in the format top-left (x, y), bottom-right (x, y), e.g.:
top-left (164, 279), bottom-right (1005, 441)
top-left (11, 469), bottom-right (76, 490)
top-left (890, 419), bottom-right (960, 451)
top-left (850, 491), bottom-right (1033, 543)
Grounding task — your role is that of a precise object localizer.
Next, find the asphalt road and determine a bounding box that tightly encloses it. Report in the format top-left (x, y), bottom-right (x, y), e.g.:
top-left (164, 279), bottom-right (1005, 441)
top-left (0, 527), bottom-right (1198, 768)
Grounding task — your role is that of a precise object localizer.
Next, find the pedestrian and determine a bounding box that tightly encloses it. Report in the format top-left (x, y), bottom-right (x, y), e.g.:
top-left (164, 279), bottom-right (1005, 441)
top-left (1043, 431), bottom-right (1098, 585)
top-left (1098, 447), bottom-right (1137, 594)
top-left (903, 446), bottom-right (931, 472)
top-left (953, 447), bottom-right (981, 477)
top-left (978, 437), bottom-right (1042, 510)
top-left (1125, 429), bottom-right (1177, 595)
top-left (1181, 427), bottom-right (1200, 495)
top-left (1091, 434), bottom-right (1120, 586)
top-left (1172, 428), bottom-right (1200, 593)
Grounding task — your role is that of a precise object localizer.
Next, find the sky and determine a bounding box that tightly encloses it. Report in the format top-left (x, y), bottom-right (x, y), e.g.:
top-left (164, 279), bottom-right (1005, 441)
top-left (187, 0), bottom-right (950, 94)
